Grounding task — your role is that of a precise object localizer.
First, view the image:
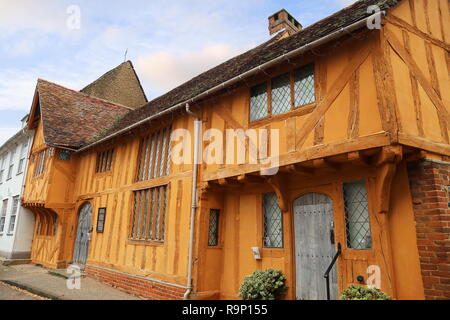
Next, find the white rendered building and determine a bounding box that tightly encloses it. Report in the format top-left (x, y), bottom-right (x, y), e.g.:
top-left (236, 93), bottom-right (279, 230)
top-left (0, 116), bottom-right (34, 260)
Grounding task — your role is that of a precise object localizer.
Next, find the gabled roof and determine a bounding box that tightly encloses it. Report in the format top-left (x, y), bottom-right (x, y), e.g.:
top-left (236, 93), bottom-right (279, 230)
top-left (91, 0), bottom-right (399, 145)
top-left (33, 79), bottom-right (130, 149)
top-left (81, 61), bottom-right (148, 109)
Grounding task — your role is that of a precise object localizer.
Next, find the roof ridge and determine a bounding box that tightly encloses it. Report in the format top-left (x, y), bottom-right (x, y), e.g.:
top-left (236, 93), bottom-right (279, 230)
top-left (37, 78), bottom-right (133, 111)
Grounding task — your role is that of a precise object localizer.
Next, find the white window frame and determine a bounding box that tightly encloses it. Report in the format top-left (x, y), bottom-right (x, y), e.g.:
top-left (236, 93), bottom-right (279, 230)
top-left (17, 142), bottom-right (28, 174)
top-left (7, 147), bottom-right (16, 180)
top-left (8, 196), bottom-right (20, 234)
top-left (0, 198), bottom-right (9, 233)
top-left (0, 154), bottom-right (6, 183)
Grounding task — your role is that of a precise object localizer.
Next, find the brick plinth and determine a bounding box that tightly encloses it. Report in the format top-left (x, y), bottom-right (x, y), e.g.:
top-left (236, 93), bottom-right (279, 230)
top-left (407, 159), bottom-right (450, 300)
top-left (85, 265), bottom-right (186, 300)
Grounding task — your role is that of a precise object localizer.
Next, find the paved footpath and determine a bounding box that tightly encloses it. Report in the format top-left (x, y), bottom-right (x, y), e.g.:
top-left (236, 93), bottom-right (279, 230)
top-left (0, 282), bottom-right (39, 300)
top-left (0, 264), bottom-right (143, 300)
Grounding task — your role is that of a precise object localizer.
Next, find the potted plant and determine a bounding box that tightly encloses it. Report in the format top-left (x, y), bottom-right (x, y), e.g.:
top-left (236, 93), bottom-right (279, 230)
top-left (340, 284), bottom-right (391, 300)
top-left (239, 269), bottom-right (288, 300)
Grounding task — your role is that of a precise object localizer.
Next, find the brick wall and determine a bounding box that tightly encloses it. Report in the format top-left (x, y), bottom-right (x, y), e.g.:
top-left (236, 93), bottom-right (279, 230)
top-left (407, 159), bottom-right (450, 300)
top-left (85, 265), bottom-right (186, 300)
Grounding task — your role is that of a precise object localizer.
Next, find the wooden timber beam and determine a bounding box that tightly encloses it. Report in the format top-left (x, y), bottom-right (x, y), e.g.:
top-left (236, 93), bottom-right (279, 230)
top-left (279, 164), bottom-right (315, 176)
top-left (384, 28), bottom-right (450, 128)
top-left (217, 177), bottom-right (241, 186)
top-left (267, 175), bottom-right (289, 213)
top-left (237, 174), bottom-right (267, 184)
top-left (374, 145), bottom-right (403, 214)
top-left (295, 36), bottom-right (374, 150)
top-left (404, 150), bottom-right (427, 163)
top-left (384, 14), bottom-right (450, 51)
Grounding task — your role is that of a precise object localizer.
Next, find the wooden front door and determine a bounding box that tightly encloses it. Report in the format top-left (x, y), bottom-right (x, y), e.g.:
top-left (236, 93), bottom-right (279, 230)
top-left (73, 202), bottom-right (92, 266)
top-left (293, 193), bottom-right (338, 300)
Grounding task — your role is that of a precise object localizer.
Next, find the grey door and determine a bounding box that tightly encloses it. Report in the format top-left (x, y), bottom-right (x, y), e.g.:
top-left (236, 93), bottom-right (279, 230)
top-left (293, 193), bottom-right (338, 300)
top-left (73, 202), bottom-right (92, 266)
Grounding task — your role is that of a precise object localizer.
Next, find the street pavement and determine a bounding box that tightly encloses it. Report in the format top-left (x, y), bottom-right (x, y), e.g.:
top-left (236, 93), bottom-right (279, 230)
top-left (0, 282), bottom-right (39, 300)
top-left (0, 264), bottom-right (143, 300)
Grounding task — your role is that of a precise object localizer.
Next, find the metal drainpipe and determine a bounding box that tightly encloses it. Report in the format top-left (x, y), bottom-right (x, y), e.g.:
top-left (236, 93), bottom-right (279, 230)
top-left (184, 103), bottom-right (201, 300)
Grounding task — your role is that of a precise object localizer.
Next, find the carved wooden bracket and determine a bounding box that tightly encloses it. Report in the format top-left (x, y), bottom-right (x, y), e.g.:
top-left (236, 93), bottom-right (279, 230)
top-left (267, 175), bottom-right (289, 213)
top-left (374, 146), bottom-right (403, 214)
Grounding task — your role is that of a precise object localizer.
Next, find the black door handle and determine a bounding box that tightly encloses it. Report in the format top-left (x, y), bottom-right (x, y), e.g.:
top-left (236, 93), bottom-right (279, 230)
top-left (330, 228), bottom-right (335, 244)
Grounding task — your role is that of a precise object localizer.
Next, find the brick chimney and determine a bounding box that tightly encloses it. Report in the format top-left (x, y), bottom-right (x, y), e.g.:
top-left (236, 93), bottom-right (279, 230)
top-left (268, 9), bottom-right (302, 37)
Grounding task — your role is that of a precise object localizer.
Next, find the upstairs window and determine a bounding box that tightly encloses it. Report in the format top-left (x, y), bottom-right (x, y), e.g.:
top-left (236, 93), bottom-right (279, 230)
top-left (263, 192), bottom-right (283, 248)
top-left (7, 147), bottom-right (16, 180)
top-left (250, 83), bottom-right (269, 121)
top-left (0, 198), bottom-right (8, 233)
top-left (136, 126), bottom-right (171, 182)
top-left (343, 180), bottom-right (372, 250)
top-left (271, 73), bottom-right (291, 116)
top-left (17, 141), bottom-right (28, 174)
top-left (294, 63), bottom-right (315, 107)
top-left (96, 149), bottom-right (114, 173)
top-left (58, 149), bottom-right (71, 161)
top-left (0, 154), bottom-right (6, 183)
top-left (130, 184), bottom-right (168, 242)
top-left (8, 196), bottom-right (19, 233)
top-left (250, 63), bottom-right (315, 122)
top-left (33, 150), bottom-right (47, 177)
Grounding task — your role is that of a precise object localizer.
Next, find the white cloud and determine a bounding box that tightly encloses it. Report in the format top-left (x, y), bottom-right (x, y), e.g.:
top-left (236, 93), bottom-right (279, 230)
top-left (136, 44), bottom-right (250, 94)
top-left (0, 69), bottom-right (37, 111)
top-left (0, 0), bottom-right (69, 34)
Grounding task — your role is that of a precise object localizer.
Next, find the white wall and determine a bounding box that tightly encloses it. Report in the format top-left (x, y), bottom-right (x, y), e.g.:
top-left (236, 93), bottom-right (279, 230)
top-left (0, 129), bottom-right (35, 259)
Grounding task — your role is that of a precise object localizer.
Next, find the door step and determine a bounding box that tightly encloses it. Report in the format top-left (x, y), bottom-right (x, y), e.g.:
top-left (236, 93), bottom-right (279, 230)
top-left (48, 269), bottom-right (86, 280)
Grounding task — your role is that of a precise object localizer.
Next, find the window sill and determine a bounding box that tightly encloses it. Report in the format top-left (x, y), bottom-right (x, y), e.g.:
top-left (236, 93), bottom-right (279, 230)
top-left (94, 171), bottom-right (113, 177)
top-left (249, 103), bottom-right (316, 128)
top-left (128, 239), bottom-right (165, 246)
top-left (206, 246), bottom-right (223, 249)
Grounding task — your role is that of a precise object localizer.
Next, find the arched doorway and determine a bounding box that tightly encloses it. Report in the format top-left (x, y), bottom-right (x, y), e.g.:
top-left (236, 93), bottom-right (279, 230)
top-left (293, 193), bottom-right (338, 300)
top-left (73, 202), bottom-right (92, 266)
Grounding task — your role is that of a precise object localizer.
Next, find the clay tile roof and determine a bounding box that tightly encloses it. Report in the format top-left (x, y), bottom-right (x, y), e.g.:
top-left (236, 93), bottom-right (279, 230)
top-left (93, 0), bottom-right (399, 145)
top-left (36, 79), bottom-right (131, 149)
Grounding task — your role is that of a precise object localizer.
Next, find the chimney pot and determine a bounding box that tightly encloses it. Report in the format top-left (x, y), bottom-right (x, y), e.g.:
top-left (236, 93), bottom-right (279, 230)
top-left (268, 9), bottom-right (302, 37)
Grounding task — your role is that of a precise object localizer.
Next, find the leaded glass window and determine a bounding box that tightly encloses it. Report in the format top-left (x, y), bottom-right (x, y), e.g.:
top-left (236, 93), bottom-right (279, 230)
top-left (96, 208), bottom-right (106, 233)
top-left (208, 209), bottom-right (220, 246)
top-left (294, 63), bottom-right (315, 107)
top-left (130, 184), bottom-right (168, 242)
top-left (271, 72), bottom-right (291, 115)
top-left (343, 181), bottom-right (372, 249)
top-left (96, 149), bottom-right (114, 173)
top-left (33, 149), bottom-right (47, 177)
top-left (250, 83), bottom-right (269, 121)
top-left (263, 193), bottom-right (283, 248)
top-left (136, 126), bottom-right (172, 181)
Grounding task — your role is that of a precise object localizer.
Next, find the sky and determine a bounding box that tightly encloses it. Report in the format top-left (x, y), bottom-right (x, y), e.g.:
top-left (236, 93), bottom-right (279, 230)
top-left (0, 0), bottom-right (357, 145)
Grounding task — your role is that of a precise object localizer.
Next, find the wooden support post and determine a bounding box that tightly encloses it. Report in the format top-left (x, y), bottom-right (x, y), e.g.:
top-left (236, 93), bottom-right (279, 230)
top-left (267, 175), bottom-right (288, 213)
top-left (374, 145), bottom-right (403, 214)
